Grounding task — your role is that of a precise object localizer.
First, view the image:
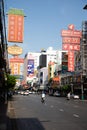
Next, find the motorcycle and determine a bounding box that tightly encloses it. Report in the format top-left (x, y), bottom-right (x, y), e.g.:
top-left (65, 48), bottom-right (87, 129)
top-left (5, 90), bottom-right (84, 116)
top-left (41, 97), bottom-right (45, 103)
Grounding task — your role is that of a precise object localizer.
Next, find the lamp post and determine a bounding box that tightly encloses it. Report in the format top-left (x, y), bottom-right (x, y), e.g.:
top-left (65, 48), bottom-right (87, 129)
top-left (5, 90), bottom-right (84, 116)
top-left (81, 73), bottom-right (84, 100)
top-left (83, 5), bottom-right (87, 9)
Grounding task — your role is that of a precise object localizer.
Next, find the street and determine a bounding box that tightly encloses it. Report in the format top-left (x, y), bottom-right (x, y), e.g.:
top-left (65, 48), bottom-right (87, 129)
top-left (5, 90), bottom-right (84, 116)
top-left (7, 94), bottom-right (87, 130)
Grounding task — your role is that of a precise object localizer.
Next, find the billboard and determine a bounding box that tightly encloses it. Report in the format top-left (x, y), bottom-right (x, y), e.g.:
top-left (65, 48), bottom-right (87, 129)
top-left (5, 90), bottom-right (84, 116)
top-left (61, 30), bottom-right (82, 38)
top-left (62, 37), bottom-right (80, 44)
top-left (27, 59), bottom-right (34, 74)
top-left (10, 57), bottom-right (24, 63)
top-left (10, 62), bottom-right (24, 75)
top-left (68, 51), bottom-right (74, 72)
top-left (62, 44), bottom-right (80, 51)
top-left (8, 45), bottom-right (23, 55)
top-left (61, 24), bottom-right (82, 72)
top-left (8, 9), bottom-right (24, 43)
top-left (9, 56), bottom-right (24, 75)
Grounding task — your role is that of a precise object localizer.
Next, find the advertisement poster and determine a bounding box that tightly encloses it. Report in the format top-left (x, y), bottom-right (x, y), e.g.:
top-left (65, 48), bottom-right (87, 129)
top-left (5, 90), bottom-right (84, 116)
top-left (27, 59), bottom-right (34, 75)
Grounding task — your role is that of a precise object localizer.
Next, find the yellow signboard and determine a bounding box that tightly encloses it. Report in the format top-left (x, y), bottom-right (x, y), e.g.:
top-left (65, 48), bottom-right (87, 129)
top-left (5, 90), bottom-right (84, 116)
top-left (8, 44), bottom-right (23, 55)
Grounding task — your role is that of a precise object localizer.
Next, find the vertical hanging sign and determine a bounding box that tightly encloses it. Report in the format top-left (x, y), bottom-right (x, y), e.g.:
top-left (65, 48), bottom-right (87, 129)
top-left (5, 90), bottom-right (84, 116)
top-left (8, 8), bottom-right (25, 43)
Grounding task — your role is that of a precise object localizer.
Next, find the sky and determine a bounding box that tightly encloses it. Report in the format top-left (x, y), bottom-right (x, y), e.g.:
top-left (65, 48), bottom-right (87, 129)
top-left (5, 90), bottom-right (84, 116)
top-left (4, 0), bottom-right (87, 58)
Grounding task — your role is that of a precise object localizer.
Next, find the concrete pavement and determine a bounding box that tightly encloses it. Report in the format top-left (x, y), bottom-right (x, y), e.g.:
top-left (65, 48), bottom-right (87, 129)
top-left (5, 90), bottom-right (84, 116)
top-left (0, 98), bottom-right (18, 130)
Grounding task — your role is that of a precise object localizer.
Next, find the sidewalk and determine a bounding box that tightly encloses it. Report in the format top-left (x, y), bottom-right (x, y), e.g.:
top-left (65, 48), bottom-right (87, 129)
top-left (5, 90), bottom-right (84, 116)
top-left (0, 101), bottom-right (8, 130)
top-left (0, 97), bottom-right (18, 130)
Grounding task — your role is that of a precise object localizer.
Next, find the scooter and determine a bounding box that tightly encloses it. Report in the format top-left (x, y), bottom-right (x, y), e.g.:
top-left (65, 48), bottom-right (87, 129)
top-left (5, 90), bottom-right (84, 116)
top-left (41, 97), bottom-right (45, 103)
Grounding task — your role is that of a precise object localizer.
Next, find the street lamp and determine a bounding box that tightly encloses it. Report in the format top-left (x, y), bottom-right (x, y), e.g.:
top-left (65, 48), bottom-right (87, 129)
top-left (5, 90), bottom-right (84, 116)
top-left (83, 5), bottom-right (87, 9)
top-left (81, 73), bottom-right (84, 100)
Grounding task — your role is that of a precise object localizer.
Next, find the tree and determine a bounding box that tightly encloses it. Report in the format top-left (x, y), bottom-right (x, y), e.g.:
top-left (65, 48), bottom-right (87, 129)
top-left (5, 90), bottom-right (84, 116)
top-left (6, 74), bottom-right (16, 91)
top-left (61, 85), bottom-right (71, 94)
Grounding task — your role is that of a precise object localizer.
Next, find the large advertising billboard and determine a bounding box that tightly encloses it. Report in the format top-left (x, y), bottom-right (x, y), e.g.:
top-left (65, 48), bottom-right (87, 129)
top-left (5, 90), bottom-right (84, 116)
top-left (8, 9), bottom-right (24, 43)
top-left (61, 24), bottom-right (82, 72)
top-left (27, 59), bottom-right (34, 75)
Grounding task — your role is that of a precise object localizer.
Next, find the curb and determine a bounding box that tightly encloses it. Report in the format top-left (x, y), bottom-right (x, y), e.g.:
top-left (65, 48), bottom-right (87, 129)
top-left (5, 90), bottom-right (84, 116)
top-left (7, 100), bottom-right (18, 130)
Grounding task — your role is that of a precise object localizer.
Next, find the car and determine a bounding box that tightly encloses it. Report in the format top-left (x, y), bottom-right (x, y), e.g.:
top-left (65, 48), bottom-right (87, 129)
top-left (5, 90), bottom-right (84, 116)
top-left (20, 91), bottom-right (24, 95)
top-left (24, 91), bottom-right (29, 96)
top-left (73, 95), bottom-right (79, 99)
top-left (70, 94), bottom-right (79, 99)
top-left (29, 91), bottom-right (33, 94)
top-left (53, 92), bottom-right (61, 97)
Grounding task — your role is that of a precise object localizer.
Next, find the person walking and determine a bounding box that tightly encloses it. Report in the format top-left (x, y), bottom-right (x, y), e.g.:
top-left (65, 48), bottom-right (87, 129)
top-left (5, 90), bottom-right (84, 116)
top-left (67, 92), bottom-right (70, 100)
top-left (41, 91), bottom-right (45, 103)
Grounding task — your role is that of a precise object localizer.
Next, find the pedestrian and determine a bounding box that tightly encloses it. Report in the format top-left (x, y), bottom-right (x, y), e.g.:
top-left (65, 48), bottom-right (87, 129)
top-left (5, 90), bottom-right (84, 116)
top-left (67, 92), bottom-right (70, 100)
top-left (41, 91), bottom-right (45, 103)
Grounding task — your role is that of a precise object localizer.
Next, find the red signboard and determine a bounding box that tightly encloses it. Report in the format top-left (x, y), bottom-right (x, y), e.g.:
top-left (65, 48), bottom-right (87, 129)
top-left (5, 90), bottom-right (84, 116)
top-left (62, 44), bottom-right (80, 51)
top-left (61, 24), bottom-right (81, 72)
top-left (61, 30), bottom-right (82, 38)
top-left (8, 14), bottom-right (24, 43)
top-left (62, 37), bottom-right (80, 44)
top-left (68, 51), bottom-right (74, 72)
top-left (10, 57), bottom-right (24, 63)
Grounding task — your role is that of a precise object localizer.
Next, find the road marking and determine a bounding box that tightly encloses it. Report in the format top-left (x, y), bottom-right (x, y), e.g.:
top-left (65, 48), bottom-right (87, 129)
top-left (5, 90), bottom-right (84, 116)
top-left (73, 114), bottom-right (79, 118)
top-left (73, 105), bottom-right (79, 108)
top-left (59, 109), bottom-right (64, 112)
top-left (50, 105), bottom-right (54, 108)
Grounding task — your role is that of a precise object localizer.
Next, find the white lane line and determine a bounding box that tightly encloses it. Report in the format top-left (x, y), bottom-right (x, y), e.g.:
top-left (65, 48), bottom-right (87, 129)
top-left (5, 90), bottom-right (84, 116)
top-left (50, 105), bottom-right (54, 108)
top-left (73, 114), bottom-right (79, 118)
top-left (59, 109), bottom-right (64, 112)
top-left (73, 105), bottom-right (79, 108)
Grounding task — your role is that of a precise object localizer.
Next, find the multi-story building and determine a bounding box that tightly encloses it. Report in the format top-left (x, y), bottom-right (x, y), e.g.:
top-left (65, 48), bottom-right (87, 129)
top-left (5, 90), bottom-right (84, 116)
top-left (23, 52), bottom-right (41, 82)
top-left (38, 67), bottom-right (48, 90)
top-left (23, 48), bottom-right (69, 90)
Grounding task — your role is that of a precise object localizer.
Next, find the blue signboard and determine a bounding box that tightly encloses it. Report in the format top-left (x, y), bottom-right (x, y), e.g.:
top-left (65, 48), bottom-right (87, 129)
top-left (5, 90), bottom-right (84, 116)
top-left (27, 59), bottom-right (34, 74)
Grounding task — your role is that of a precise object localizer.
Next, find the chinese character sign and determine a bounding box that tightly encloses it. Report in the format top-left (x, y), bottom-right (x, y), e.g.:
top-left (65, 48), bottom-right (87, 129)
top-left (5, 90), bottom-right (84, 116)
top-left (68, 51), bottom-right (74, 72)
top-left (8, 14), bottom-right (24, 43)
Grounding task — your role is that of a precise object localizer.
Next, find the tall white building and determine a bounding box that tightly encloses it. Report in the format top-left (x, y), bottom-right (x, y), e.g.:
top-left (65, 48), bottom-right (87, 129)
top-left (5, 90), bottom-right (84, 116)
top-left (46, 47), bottom-right (57, 67)
top-left (23, 52), bottom-right (41, 81)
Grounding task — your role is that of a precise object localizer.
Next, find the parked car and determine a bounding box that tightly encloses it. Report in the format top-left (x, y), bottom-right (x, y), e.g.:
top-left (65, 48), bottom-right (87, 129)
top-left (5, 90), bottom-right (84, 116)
top-left (70, 94), bottom-right (79, 99)
top-left (20, 91), bottom-right (24, 95)
top-left (53, 92), bottom-right (61, 97)
top-left (24, 91), bottom-right (29, 96)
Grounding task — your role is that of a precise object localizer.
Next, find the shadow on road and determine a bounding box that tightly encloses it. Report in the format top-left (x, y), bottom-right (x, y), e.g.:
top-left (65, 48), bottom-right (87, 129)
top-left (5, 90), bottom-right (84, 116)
top-left (7, 117), bottom-right (45, 130)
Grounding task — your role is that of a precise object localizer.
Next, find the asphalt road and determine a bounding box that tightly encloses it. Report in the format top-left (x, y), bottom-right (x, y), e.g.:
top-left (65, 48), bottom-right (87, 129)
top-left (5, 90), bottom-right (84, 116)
top-left (8, 94), bottom-right (87, 130)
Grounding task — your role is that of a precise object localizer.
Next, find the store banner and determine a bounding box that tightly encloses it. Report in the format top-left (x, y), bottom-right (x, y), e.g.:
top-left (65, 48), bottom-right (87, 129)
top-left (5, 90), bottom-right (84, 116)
top-left (7, 9), bottom-right (24, 43)
top-left (68, 51), bottom-right (74, 72)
